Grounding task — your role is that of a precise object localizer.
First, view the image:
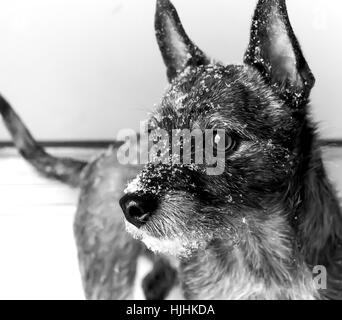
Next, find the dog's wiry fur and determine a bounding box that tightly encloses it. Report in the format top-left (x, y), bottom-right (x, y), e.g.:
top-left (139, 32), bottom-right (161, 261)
top-left (1, 0), bottom-right (342, 299)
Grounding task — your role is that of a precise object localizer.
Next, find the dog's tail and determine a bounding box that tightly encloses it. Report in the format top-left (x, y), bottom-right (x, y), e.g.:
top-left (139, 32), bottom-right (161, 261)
top-left (0, 94), bottom-right (87, 187)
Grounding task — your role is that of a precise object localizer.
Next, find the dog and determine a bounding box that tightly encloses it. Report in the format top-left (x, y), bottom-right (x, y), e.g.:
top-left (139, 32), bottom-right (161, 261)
top-left (1, 0), bottom-right (342, 300)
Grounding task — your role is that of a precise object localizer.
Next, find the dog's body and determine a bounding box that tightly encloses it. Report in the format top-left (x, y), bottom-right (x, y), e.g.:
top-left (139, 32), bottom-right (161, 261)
top-left (1, 0), bottom-right (342, 300)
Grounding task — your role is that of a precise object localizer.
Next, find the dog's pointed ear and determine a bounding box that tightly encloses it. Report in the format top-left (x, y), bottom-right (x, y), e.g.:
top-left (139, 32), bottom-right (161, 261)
top-left (244, 0), bottom-right (315, 106)
top-left (155, 0), bottom-right (209, 82)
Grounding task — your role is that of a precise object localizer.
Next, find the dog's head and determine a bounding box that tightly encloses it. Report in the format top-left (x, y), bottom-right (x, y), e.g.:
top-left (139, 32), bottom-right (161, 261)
top-left (120, 0), bottom-right (316, 258)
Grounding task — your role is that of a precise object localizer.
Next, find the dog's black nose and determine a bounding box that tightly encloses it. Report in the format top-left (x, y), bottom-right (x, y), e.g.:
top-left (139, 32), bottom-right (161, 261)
top-left (119, 193), bottom-right (158, 228)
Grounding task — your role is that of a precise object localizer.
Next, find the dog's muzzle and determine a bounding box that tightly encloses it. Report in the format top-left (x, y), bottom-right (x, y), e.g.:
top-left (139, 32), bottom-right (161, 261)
top-left (119, 193), bottom-right (158, 228)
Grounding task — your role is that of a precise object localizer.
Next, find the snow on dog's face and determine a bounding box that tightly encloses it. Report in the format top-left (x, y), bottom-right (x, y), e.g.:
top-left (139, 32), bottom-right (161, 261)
top-left (120, 0), bottom-right (315, 257)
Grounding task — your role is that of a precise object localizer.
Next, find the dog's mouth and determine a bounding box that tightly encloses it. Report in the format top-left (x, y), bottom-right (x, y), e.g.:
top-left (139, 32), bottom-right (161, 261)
top-left (123, 211), bottom-right (216, 257)
top-left (124, 220), bottom-right (191, 256)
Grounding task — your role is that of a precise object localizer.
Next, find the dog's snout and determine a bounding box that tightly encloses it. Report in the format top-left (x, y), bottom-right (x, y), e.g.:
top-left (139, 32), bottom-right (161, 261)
top-left (119, 193), bottom-right (158, 228)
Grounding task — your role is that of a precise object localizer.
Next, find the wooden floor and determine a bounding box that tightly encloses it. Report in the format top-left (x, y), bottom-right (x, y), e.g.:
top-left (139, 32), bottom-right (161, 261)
top-left (0, 146), bottom-right (341, 300)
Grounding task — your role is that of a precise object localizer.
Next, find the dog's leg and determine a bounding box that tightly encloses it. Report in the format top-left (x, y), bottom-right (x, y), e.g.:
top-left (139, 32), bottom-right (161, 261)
top-left (142, 257), bottom-right (178, 300)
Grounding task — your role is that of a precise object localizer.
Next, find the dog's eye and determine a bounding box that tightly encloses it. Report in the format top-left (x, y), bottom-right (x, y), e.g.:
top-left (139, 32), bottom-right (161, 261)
top-left (213, 131), bottom-right (236, 153)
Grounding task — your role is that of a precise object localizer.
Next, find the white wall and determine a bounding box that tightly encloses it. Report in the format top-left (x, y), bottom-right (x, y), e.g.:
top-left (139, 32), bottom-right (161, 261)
top-left (0, 0), bottom-right (341, 141)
